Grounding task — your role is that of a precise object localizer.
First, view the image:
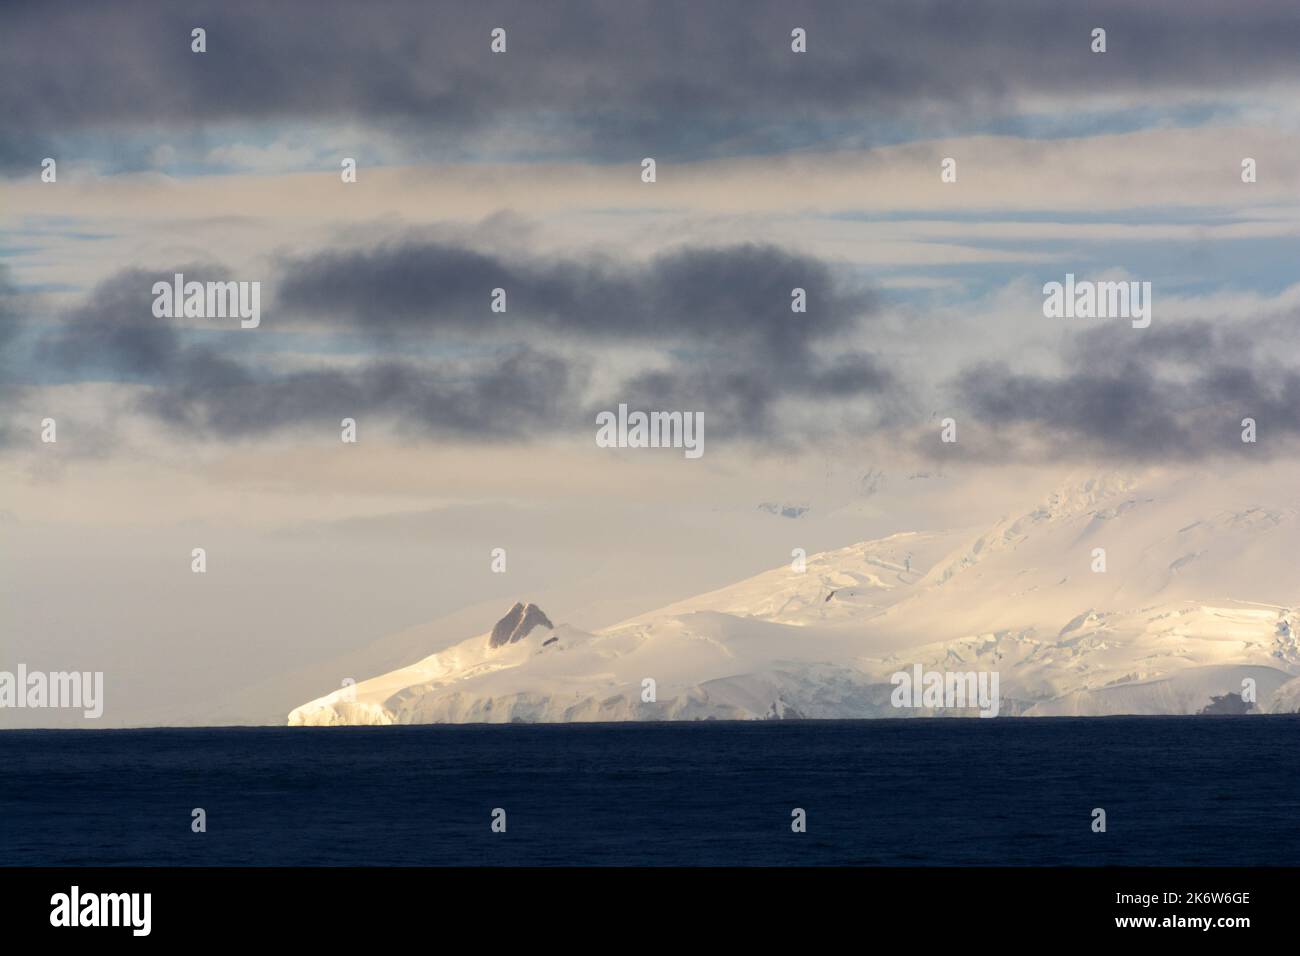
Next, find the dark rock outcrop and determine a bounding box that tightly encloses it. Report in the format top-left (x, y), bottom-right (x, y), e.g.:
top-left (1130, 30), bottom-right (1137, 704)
top-left (1199, 693), bottom-right (1252, 715)
top-left (489, 602), bottom-right (554, 648)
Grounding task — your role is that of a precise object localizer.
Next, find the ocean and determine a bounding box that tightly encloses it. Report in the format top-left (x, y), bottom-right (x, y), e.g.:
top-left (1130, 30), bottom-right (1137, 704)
top-left (2, 716), bottom-right (1297, 866)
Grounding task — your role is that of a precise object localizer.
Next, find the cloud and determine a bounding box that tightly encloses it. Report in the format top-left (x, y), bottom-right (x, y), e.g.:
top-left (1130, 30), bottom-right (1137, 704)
top-left (25, 238), bottom-right (895, 445)
top-left (24, 246), bottom-right (1300, 461)
top-left (276, 240), bottom-right (874, 357)
top-left (951, 317), bottom-right (1300, 460)
top-left (0, 268), bottom-right (36, 449)
top-left (6, 0), bottom-right (1300, 170)
top-left (616, 350), bottom-right (897, 443)
top-left (0, 269), bottom-right (20, 347)
top-left (141, 346), bottom-right (587, 440)
top-left (274, 238), bottom-right (891, 442)
top-left (37, 267), bottom-right (187, 379)
top-left (31, 265), bottom-right (589, 440)
top-left (0, 266), bottom-right (29, 384)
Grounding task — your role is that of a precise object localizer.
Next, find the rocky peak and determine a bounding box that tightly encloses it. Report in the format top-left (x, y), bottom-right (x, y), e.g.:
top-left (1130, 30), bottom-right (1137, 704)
top-left (489, 602), bottom-right (554, 648)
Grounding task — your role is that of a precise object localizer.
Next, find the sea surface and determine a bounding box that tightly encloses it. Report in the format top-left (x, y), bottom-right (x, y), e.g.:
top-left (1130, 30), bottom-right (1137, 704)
top-left (2, 717), bottom-right (1297, 866)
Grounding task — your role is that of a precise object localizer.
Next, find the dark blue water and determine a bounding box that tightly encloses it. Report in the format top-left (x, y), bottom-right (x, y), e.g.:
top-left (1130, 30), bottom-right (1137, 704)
top-left (2, 717), bottom-right (1297, 866)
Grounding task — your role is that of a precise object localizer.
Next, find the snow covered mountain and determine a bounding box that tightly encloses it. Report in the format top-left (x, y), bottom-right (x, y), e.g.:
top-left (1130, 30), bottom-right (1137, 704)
top-left (288, 471), bottom-right (1300, 724)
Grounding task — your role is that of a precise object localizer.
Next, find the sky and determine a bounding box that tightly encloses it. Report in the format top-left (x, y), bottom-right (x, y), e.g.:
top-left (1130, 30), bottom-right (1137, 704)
top-left (3, 0), bottom-right (1300, 726)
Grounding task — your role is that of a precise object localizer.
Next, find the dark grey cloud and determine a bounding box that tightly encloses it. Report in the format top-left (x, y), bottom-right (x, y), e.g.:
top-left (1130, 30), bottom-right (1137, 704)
top-left (27, 239), bottom-right (895, 445)
top-left (951, 318), bottom-right (1300, 460)
top-left (4, 0), bottom-right (1299, 171)
top-left (615, 350), bottom-right (897, 445)
top-left (37, 267), bottom-right (187, 379)
top-left (0, 269), bottom-right (31, 449)
top-left (0, 267), bottom-right (28, 393)
top-left (275, 238), bottom-right (892, 442)
top-left (0, 270), bottom-right (19, 350)
top-left (24, 251), bottom-right (1300, 459)
top-left (277, 240), bottom-right (873, 359)
top-left (141, 346), bottom-right (586, 440)
top-left (34, 265), bottom-right (591, 440)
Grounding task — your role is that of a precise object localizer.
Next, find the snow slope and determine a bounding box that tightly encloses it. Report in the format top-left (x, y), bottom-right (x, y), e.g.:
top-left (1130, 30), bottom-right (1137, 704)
top-left (289, 471), bottom-right (1300, 724)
